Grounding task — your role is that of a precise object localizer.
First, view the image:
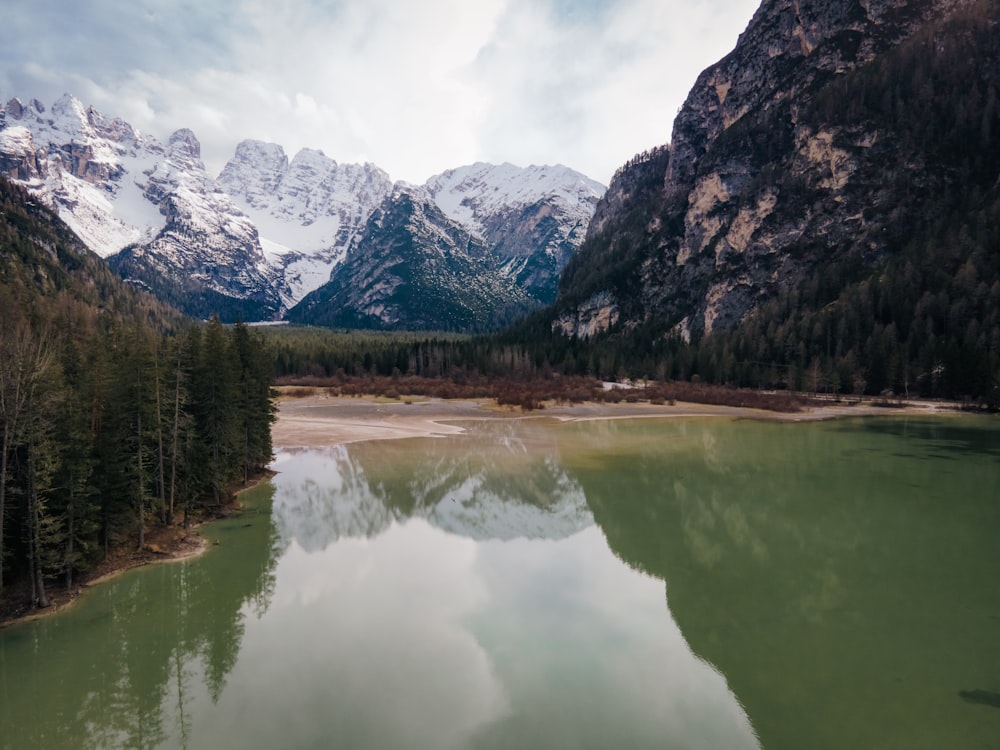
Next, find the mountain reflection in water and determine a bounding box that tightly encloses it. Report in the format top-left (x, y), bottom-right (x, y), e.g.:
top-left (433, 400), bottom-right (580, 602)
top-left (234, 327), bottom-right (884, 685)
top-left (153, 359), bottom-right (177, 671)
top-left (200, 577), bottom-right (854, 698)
top-left (258, 419), bottom-right (760, 749)
top-left (4, 416), bottom-right (996, 749)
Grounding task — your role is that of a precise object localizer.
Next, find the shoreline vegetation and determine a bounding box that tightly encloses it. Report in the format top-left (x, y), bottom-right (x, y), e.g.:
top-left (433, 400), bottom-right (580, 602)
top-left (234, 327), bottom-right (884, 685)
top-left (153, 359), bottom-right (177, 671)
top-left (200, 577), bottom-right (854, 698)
top-left (1, 378), bottom-right (973, 628)
top-left (0, 472), bottom-right (273, 628)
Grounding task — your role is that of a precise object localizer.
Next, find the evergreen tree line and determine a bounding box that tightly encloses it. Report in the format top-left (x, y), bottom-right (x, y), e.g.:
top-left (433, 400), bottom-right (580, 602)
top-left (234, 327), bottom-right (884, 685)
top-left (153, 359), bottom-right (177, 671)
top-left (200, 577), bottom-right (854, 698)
top-left (0, 314), bottom-right (275, 607)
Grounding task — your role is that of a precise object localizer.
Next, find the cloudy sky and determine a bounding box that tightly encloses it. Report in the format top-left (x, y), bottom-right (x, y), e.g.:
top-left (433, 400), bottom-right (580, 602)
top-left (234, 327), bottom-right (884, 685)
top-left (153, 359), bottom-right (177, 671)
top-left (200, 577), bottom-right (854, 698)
top-left (1, 0), bottom-right (760, 185)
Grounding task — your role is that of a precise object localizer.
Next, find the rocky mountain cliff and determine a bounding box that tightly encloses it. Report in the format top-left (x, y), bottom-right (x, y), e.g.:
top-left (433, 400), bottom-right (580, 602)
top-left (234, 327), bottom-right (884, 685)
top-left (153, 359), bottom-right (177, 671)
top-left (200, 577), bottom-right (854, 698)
top-left (554, 0), bottom-right (984, 341)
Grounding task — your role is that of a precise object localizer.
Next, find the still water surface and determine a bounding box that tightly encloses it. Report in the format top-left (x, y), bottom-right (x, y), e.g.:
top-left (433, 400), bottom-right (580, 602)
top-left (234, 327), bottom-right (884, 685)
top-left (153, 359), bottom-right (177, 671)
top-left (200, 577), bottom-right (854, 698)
top-left (1, 416), bottom-right (998, 749)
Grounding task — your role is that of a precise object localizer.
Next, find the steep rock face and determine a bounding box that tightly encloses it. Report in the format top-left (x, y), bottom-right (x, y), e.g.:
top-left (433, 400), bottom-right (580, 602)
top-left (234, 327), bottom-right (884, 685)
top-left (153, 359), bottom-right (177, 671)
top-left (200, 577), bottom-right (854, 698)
top-left (425, 163), bottom-right (604, 305)
top-left (0, 95), bottom-right (281, 321)
top-left (218, 141), bottom-right (394, 306)
top-left (287, 189), bottom-right (530, 331)
top-left (554, 0), bottom-right (980, 340)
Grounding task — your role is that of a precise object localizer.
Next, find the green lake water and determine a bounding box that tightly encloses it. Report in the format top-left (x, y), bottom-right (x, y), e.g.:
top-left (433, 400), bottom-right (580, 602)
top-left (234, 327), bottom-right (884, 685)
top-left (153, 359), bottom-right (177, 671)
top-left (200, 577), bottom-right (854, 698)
top-left (1, 415), bottom-right (998, 749)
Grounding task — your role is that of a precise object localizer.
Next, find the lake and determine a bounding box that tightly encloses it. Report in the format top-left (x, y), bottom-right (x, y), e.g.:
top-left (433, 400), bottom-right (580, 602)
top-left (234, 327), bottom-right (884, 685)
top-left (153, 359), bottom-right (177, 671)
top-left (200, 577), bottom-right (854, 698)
top-left (1, 415), bottom-right (998, 749)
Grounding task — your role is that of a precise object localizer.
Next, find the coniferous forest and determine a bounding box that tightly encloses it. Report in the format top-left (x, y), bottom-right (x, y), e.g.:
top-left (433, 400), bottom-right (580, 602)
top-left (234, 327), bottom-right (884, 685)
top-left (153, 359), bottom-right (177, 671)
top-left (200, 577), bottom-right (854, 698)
top-left (0, 178), bottom-right (275, 609)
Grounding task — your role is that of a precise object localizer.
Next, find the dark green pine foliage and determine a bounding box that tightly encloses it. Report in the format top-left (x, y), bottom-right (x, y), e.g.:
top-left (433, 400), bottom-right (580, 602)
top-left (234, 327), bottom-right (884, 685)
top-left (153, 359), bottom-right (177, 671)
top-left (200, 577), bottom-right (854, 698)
top-left (0, 176), bottom-right (277, 608)
top-left (51, 332), bottom-right (100, 589)
top-left (190, 318), bottom-right (240, 506)
top-left (231, 322), bottom-right (277, 485)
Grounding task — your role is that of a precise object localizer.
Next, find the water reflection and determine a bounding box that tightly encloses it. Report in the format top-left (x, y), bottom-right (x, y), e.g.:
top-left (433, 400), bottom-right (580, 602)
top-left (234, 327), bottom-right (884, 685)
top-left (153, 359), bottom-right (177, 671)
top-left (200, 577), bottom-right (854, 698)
top-left (269, 420), bottom-right (594, 549)
top-left (1, 419), bottom-right (763, 750)
top-left (0, 484), bottom-right (282, 750)
top-left (241, 420), bottom-right (760, 749)
top-left (10, 416), bottom-right (991, 748)
top-left (563, 417), bottom-right (1000, 750)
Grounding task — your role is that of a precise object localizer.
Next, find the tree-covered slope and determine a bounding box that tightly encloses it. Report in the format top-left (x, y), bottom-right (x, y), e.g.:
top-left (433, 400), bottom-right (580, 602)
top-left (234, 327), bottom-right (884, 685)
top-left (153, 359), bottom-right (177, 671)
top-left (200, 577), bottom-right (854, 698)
top-left (0, 176), bottom-right (184, 331)
top-left (1, 175), bottom-right (275, 610)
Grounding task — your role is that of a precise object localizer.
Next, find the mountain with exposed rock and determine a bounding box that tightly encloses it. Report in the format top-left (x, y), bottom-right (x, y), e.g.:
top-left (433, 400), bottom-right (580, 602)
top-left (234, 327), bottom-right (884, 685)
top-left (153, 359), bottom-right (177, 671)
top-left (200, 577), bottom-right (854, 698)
top-left (539, 0), bottom-right (999, 402)
top-left (0, 95), bottom-right (282, 321)
top-left (425, 162), bottom-right (604, 305)
top-left (217, 141), bottom-right (395, 307)
top-left (287, 189), bottom-right (532, 331)
top-left (554, 0), bottom-right (989, 341)
top-left (0, 96), bottom-right (604, 327)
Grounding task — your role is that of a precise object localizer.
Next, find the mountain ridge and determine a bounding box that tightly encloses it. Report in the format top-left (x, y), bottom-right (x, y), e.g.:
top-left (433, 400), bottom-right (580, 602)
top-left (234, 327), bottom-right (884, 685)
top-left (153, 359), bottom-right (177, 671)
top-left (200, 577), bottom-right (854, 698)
top-left (542, 0), bottom-right (999, 403)
top-left (1, 95), bottom-right (605, 326)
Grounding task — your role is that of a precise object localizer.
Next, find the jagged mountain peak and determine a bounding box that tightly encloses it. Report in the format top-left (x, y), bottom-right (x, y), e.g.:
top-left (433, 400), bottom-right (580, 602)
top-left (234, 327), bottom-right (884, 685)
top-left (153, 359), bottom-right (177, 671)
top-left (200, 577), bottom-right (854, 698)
top-left (218, 137), bottom-right (396, 306)
top-left (167, 128), bottom-right (201, 161)
top-left (3, 94), bottom-right (605, 328)
top-left (426, 161), bottom-right (605, 233)
top-left (0, 94), bottom-right (282, 320)
top-left (287, 186), bottom-right (532, 331)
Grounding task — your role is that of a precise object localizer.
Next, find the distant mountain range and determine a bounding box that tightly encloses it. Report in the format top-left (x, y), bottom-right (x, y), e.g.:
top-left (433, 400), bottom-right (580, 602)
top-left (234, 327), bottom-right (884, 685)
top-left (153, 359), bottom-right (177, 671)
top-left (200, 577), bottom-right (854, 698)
top-left (0, 95), bottom-right (604, 327)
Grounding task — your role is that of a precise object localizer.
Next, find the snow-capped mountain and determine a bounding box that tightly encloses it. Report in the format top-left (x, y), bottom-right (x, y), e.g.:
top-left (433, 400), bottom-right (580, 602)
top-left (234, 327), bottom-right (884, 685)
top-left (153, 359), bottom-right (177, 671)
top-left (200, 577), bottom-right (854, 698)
top-left (0, 95), bottom-right (282, 320)
top-left (425, 163), bottom-right (605, 304)
top-left (0, 95), bottom-right (165, 256)
top-left (218, 141), bottom-right (394, 306)
top-left (1, 94), bottom-right (606, 326)
top-left (218, 147), bottom-right (605, 310)
top-left (108, 129), bottom-right (283, 321)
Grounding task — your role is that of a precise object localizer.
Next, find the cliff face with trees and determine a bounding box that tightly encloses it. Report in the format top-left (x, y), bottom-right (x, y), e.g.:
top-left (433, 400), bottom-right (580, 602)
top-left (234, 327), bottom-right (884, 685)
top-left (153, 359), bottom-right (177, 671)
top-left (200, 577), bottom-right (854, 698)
top-left (0, 177), bottom-right (275, 609)
top-left (548, 0), bottom-right (999, 403)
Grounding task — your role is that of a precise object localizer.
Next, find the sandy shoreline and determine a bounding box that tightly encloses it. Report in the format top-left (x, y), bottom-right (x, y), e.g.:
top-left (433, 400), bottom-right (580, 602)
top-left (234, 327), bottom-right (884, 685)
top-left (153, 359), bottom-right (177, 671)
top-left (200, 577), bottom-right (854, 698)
top-left (271, 393), bottom-right (962, 451)
top-left (1, 393), bottom-right (963, 627)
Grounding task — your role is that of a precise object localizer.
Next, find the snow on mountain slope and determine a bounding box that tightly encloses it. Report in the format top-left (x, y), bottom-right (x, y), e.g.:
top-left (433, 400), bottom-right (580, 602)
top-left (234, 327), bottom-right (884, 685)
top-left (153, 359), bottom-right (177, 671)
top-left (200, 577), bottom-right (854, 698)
top-left (107, 127), bottom-right (283, 319)
top-left (0, 95), bottom-right (166, 256)
top-left (218, 141), bottom-right (393, 305)
top-left (1, 94), bottom-right (606, 323)
top-left (218, 148), bottom-right (606, 310)
top-left (424, 162), bottom-right (606, 303)
top-left (426, 161), bottom-right (605, 238)
top-left (287, 187), bottom-right (532, 331)
top-left (0, 95), bottom-right (282, 319)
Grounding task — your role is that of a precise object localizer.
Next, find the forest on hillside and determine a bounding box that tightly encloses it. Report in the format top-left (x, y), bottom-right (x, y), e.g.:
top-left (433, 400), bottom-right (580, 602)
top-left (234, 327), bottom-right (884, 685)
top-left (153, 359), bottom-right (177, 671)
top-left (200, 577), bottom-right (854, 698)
top-left (0, 178), bottom-right (275, 610)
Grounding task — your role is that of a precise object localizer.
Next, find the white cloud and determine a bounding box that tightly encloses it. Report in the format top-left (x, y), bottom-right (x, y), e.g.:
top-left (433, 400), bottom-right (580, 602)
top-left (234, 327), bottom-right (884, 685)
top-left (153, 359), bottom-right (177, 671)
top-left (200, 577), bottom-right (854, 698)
top-left (0, 0), bottom-right (760, 184)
